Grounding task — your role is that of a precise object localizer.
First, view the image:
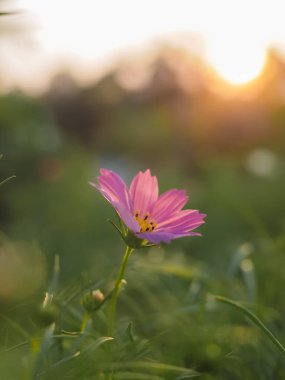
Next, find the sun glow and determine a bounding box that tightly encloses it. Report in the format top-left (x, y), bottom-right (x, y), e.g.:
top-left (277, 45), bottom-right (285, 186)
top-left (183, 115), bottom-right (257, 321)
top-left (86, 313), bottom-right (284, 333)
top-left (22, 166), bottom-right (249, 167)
top-left (3, 0), bottom-right (285, 92)
top-left (203, 2), bottom-right (271, 86)
top-left (208, 41), bottom-right (267, 85)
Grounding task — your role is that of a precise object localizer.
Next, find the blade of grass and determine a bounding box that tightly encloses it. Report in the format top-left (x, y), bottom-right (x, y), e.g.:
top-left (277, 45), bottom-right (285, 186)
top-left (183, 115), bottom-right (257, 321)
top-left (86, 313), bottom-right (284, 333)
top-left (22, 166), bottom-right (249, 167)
top-left (111, 372), bottom-right (164, 380)
top-left (104, 361), bottom-right (199, 377)
top-left (215, 295), bottom-right (285, 358)
top-left (0, 334), bottom-right (83, 353)
top-left (32, 323), bottom-right (55, 380)
top-left (0, 314), bottom-right (31, 340)
top-left (81, 336), bottom-right (114, 356)
top-left (0, 175), bottom-right (16, 187)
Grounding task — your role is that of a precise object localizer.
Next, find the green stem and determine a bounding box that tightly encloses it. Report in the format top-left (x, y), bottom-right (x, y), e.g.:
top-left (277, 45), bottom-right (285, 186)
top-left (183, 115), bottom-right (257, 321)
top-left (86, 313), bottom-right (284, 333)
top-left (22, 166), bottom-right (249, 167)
top-left (215, 295), bottom-right (285, 358)
top-left (108, 245), bottom-right (133, 337)
top-left (81, 313), bottom-right (90, 332)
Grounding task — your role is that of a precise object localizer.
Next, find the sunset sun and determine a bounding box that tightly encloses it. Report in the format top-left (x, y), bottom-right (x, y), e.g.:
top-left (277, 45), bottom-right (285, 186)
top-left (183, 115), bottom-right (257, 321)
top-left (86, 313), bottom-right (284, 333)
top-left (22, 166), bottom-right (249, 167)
top-left (207, 39), bottom-right (267, 85)
top-left (2, 0), bottom-right (284, 92)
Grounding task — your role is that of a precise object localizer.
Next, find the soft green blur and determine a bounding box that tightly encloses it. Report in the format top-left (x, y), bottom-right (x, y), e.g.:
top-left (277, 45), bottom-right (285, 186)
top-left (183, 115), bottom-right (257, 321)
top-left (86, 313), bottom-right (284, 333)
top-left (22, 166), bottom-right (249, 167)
top-left (1, 41), bottom-right (285, 378)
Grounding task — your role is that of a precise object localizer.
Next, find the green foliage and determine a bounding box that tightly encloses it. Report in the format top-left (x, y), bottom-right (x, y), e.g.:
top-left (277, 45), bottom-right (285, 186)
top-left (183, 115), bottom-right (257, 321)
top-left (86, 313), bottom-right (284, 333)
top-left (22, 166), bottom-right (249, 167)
top-left (1, 72), bottom-right (285, 379)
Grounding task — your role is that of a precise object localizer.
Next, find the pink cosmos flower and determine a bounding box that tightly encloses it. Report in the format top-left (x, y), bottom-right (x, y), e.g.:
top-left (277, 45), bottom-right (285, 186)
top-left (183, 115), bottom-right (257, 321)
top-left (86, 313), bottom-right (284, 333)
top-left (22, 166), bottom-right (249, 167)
top-left (90, 168), bottom-right (206, 245)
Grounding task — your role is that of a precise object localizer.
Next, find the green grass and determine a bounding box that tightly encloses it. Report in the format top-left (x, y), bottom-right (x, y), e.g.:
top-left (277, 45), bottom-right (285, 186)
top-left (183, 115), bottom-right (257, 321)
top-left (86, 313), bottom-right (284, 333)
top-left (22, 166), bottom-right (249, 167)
top-left (1, 90), bottom-right (285, 379)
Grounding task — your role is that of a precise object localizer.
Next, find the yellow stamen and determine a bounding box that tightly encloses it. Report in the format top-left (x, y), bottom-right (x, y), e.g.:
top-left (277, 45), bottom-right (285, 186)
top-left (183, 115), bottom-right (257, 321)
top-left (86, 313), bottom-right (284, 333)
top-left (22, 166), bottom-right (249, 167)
top-left (134, 210), bottom-right (157, 233)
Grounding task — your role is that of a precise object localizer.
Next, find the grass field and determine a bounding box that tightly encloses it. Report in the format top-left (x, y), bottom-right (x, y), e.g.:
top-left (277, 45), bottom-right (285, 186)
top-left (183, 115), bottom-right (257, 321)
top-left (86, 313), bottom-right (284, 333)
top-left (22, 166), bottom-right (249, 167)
top-left (1, 51), bottom-right (285, 379)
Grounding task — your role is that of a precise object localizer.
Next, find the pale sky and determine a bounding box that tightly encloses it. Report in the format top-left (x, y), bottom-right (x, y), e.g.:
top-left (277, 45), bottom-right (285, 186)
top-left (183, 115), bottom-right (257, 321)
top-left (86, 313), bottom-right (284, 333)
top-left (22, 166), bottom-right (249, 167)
top-left (1, 0), bottom-right (285, 92)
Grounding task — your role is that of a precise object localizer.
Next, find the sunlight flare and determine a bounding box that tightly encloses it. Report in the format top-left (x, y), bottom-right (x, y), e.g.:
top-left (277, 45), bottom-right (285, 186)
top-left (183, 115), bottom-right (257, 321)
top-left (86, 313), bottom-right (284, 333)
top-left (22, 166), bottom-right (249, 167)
top-left (207, 39), bottom-right (267, 85)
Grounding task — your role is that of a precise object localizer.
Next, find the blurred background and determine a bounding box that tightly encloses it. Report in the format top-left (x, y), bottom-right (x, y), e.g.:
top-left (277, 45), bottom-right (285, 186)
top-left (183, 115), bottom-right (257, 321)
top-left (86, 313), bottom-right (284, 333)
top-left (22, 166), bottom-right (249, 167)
top-left (1, 0), bottom-right (285, 378)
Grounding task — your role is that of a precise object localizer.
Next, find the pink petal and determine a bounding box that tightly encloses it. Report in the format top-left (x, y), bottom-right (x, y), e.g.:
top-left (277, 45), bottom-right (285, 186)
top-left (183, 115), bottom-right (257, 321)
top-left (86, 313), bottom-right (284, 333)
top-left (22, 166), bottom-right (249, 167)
top-left (157, 210), bottom-right (206, 233)
top-left (151, 189), bottom-right (188, 223)
top-left (138, 231), bottom-right (176, 244)
top-left (139, 230), bottom-right (201, 244)
top-left (129, 169), bottom-right (158, 215)
top-left (96, 169), bottom-right (131, 209)
top-left (91, 168), bottom-right (206, 245)
top-left (139, 209), bottom-right (205, 244)
top-left (90, 168), bottom-right (139, 232)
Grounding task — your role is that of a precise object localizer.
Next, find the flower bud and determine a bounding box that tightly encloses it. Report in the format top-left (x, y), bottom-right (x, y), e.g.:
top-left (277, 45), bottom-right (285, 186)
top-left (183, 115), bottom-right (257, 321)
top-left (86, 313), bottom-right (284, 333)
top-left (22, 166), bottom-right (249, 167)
top-left (92, 289), bottom-right (104, 303)
top-left (81, 289), bottom-right (104, 313)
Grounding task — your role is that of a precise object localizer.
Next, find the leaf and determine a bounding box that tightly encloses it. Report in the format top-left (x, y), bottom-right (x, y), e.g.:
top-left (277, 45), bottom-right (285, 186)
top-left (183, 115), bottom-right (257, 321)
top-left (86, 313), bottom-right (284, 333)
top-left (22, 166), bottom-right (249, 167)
top-left (105, 361), bottom-right (199, 377)
top-left (0, 333), bottom-right (82, 353)
top-left (53, 336), bottom-right (113, 370)
top-left (107, 219), bottom-right (126, 241)
top-left (113, 372), bottom-right (164, 379)
top-left (0, 175), bottom-right (16, 187)
top-left (32, 323), bottom-right (56, 379)
top-left (51, 351), bottom-right (81, 369)
top-left (215, 295), bottom-right (285, 359)
top-left (47, 255), bottom-right (60, 297)
top-left (81, 336), bottom-right (114, 356)
top-left (0, 314), bottom-right (31, 340)
top-left (125, 321), bottom-right (135, 344)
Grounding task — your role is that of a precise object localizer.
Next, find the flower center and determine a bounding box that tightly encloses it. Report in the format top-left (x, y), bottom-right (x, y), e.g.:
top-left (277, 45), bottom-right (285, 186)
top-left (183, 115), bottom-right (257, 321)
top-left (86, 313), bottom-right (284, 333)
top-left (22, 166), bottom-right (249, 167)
top-left (134, 210), bottom-right (157, 233)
